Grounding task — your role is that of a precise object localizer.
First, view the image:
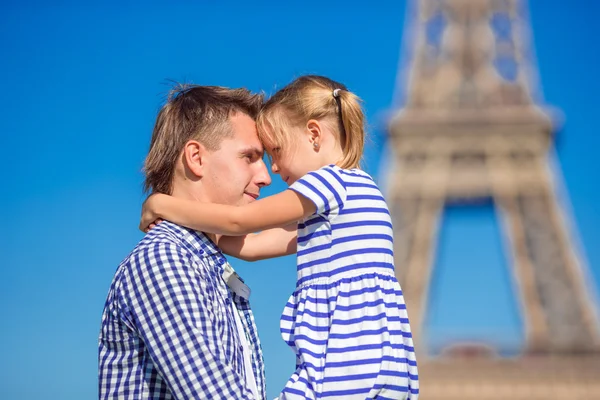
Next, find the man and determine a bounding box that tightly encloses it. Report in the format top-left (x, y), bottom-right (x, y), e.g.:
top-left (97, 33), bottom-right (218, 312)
top-left (98, 84), bottom-right (271, 399)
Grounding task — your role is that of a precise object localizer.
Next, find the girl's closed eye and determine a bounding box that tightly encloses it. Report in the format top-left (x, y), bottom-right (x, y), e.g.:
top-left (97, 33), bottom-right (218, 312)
top-left (267, 147), bottom-right (281, 163)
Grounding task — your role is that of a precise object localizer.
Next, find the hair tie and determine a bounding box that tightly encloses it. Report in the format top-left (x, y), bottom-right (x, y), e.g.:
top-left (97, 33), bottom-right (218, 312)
top-left (332, 88), bottom-right (346, 139)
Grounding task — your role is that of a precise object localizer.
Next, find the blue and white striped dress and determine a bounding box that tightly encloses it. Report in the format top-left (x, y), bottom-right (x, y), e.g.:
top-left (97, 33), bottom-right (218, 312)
top-left (279, 165), bottom-right (419, 399)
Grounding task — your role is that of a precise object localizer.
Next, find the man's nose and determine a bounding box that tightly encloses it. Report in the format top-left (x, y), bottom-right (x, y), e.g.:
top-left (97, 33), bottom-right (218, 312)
top-left (255, 158), bottom-right (272, 187)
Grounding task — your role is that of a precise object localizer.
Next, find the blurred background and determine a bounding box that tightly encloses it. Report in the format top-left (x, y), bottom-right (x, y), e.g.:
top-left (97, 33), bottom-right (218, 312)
top-left (1, 0), bottom-right (598, 399)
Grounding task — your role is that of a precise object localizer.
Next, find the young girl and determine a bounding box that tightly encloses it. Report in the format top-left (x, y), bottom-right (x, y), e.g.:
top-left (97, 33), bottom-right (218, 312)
top-left (141, 75), bottom-right (419, 399)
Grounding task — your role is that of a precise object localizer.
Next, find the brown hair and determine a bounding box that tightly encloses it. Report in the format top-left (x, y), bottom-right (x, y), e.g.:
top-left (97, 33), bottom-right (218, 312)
top-left (143, 83), bottom-right (264, 194)
top-left (257, 75), bottom-right (365, 169)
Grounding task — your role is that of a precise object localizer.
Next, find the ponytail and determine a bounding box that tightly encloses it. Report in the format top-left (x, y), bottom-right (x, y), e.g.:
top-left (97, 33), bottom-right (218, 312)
top-left (333, 88), bottom-right (364, 169)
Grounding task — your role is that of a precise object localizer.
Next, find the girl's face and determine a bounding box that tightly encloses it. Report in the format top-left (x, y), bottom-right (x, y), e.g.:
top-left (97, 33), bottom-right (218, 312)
top-left (265, 125), bottom-right (321, 185)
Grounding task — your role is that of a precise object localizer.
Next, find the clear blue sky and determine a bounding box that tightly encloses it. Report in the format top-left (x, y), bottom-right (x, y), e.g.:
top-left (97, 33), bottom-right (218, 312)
top-left (1, 1), bottom-right (598, 398)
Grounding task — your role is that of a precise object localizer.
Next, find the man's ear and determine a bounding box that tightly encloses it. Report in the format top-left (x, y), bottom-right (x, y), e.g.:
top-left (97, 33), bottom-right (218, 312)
top-left (183, 140), bottom-right (208, 178)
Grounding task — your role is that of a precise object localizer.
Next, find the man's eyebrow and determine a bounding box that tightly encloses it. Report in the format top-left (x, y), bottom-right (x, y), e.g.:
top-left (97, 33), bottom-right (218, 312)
top-left (239, 146), bottom-right (264, 157)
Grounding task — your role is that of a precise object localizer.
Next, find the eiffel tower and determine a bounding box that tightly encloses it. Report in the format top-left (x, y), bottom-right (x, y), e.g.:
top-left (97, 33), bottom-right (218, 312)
top-left (386, 0), bottom-right (600, 398)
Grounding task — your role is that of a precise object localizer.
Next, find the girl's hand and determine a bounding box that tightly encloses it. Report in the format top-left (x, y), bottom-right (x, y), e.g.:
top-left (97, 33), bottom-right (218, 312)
top-left (144, 218), bottom-right (164, 233)
top-left (139, 194), bottom-right (166, 233)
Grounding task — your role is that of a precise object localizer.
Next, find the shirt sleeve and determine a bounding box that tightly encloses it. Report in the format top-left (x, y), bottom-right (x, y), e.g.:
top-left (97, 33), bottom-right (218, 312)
top-left (122, 243), bottom-right (256, 400)
top-left (288, 166), bottom-right (347, 217)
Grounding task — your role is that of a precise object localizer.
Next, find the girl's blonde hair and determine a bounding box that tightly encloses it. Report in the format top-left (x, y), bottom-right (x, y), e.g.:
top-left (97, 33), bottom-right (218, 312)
top-left (257, 75), bottom-right (365, 169)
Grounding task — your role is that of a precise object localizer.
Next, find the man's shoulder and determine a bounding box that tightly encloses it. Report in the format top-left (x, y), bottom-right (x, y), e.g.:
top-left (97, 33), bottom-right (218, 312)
top-left (135, 225), bottom-right (183, 251)
top-left (122, 223), bottom-right (200, 269)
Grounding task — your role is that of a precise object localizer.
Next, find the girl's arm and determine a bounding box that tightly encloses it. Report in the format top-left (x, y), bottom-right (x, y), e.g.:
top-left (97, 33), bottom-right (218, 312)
top-left (216, 223), bottom-right (297, 262)
top-left (140, 190), bottom-right (315, 236)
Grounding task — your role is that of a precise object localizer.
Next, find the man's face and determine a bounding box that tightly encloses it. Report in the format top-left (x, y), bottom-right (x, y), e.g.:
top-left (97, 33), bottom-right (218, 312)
top-left (202, 113), bottom-right (272, 206)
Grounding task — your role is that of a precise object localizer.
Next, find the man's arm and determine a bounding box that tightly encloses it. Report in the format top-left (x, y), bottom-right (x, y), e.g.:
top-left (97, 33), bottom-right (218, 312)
top-left (216, 223), bottom-right (297, 261)
top-left (123, 242), bottom-right (255, 399)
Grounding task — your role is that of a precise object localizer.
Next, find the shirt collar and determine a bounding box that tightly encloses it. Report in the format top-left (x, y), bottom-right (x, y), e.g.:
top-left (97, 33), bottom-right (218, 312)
top-left (155, 221), bottom-right (222, 257)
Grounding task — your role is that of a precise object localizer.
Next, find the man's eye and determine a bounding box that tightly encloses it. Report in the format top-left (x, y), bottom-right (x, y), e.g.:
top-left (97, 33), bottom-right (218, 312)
top-left (244, 153), bottom-right (259, 163)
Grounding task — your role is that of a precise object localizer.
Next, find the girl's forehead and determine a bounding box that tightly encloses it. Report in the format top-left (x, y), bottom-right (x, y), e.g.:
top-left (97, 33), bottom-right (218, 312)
top-left (258, 132), bottom-right (277, 146)
top-left (259, 127), bottom-right (285, 145)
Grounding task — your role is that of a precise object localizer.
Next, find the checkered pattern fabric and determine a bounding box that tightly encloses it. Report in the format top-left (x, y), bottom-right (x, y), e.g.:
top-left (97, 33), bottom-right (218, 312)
top-left (98, 221), bottom-right (266, 399)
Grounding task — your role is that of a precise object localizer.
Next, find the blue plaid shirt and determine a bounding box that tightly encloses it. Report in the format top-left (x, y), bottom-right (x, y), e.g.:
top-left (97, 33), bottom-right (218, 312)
top-left (98, 221), bottom-right (266, 399)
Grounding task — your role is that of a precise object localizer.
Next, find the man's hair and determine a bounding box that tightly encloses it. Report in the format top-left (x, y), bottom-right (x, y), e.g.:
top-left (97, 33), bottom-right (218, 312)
top-left (143, 84), bottom-right (264, 194)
